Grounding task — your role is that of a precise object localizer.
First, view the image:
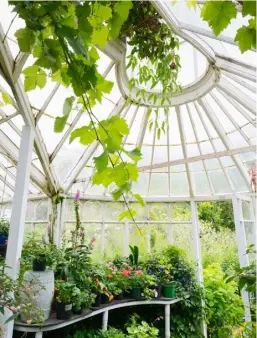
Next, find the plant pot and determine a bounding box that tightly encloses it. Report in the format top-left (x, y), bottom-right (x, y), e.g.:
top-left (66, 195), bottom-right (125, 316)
top-left (21, 270), bottom-right (54, 321)
top-left (123, 290), bottom-right (131, 299)
top-left (101, 294), bottom-right (110, 304)
top-left (56, 302), bottom-right (72, 320)
top-left (115, 291), bottom-right (124, 300)
top-left (94, 295), bottom-right (102, 307)
top-left (33, 259), bottom-right (46, 272)
top-left (162, 285), bottom-right (176, 298)
top-left (150, 286), bottom-right (162, 298)
top-left (72, 307), bottom-right (82, 315)
top-left (131, 287), bottom-right (142, 299)
top-left (0, 244), bottom-right (7, 258)
top-left (0, 234), bottom-right (8, 245)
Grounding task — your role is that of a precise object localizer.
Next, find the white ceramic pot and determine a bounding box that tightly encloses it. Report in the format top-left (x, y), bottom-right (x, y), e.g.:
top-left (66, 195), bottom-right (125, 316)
top-left (21, 270), bottom-right (54, 322)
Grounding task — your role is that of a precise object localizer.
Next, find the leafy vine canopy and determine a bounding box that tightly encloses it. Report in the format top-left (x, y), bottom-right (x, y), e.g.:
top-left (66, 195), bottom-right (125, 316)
top-left (6, 0), bottom-right (255, 219)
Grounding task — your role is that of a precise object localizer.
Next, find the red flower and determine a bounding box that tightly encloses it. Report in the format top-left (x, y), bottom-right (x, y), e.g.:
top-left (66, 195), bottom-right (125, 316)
top-left (122, 270), bottom-right (130, 277)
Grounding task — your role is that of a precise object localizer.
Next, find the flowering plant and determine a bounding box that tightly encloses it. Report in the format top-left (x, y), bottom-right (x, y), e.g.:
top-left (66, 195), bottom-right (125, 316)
top-left (142, 287), bottom-right (159, 299)
top-left (123, 269), bottom-right (156, 288)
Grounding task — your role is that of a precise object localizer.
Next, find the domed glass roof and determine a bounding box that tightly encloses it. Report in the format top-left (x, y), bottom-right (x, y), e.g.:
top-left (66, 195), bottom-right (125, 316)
top-left (0, 0), bottom-right (255, 201)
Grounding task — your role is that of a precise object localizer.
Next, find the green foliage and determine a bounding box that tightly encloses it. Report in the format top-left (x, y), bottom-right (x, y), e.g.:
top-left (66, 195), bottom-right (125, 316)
top-left (0, 218), bottom-right (9, 235)
top-left (126, 315), bottom-right (159, 338)
top-left (1, 92), bottom-right (12, 105)
top-left (201, 1), bottom-right (237, 36)
top-left (54, 96), bottom-right (75, 132)
top-left (200, 0), bottom-right (256, 53)
top-left (235, 18), bottom-right (256, 53)
top-left (129, 245), bottom-right (139, 266)
top-left (11, 1), bottom-right (143, 221)
top-left (123, 1), bottom-right (181, 106)
top-left (198, 200), bottom-right (235, 231)
top-left (203, 263), bottom-right (244, 338)
top-left (22, 65), bottom-right (46, 91)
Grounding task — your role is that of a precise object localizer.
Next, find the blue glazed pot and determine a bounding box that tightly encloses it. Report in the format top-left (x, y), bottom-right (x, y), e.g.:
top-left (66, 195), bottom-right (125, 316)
top-left (0, 234), bottom-right (8, 245)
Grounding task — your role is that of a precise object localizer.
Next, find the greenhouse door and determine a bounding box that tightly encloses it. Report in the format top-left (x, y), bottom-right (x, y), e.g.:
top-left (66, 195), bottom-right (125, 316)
top-left (232, 193), bottom-right (256, 322)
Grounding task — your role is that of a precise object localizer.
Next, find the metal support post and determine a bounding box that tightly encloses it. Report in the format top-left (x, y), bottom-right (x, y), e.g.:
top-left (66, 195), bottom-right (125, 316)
top-left (123, 219), bottom-right (129, 256)
top-left (191, 200), bottom-right (207, 337)
top-left (232, 195), bottom-right (251, 322)
top-left (4, 126), bottom-right (35, 338)
top-left (102, 310), bottom-right (109, 331)
top-left (164, 304), bottom-right (170, 338)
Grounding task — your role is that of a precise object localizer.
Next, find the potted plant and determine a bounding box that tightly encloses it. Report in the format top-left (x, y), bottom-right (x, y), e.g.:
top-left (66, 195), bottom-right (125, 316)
top-left (56, 282), bottom-right (74, 319)
top-left (0, 219), bottom-right (9, 245)
top-left (161, 273), bottom-right (176, 298)
top-left (126, 269), bottom-right (145, 299)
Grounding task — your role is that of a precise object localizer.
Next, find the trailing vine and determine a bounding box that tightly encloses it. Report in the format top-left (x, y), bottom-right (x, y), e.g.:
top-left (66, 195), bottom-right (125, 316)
top-left (120, 1), bottom-right (181, 137)
top-left (10, 1), bottom-right (144, 222)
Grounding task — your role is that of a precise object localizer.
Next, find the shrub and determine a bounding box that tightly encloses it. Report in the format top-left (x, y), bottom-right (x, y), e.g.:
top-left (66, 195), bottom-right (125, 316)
top-left (203, 264), bottom-right (244, 338)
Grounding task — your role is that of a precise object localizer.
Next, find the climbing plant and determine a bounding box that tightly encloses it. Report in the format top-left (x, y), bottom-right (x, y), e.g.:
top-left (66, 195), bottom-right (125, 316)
top-left (10, 0), bottom-right (145, 220)
top-left (200, 0), bottom-right (256, 53)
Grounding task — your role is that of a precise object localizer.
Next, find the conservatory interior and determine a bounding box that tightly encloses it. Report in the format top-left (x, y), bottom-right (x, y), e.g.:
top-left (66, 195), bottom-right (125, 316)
top-left (0, 1), bottom-right (256, 338)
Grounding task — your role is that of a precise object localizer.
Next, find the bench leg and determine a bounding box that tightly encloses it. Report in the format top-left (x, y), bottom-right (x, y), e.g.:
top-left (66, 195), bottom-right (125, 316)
top-left (165, 304), bottom-right (170, 338)
top-left (35, 332), bottom-right (43, 338)
top-left (102, 310), bottom-right (109, 331)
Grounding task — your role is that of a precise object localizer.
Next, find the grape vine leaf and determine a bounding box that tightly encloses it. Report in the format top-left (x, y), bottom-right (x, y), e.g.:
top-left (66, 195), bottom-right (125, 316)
top-left (134, 193), bottom-right (145, 207)
top-left (94, 150), bottom-right (109, 172)
top-left (92, 167), bottom-right (112, 187)
top-left (91, 25), bottom-right (109, 49)
top-left (201, 1), bottom-right (237, 36)
top-left (2, 92), bottom-right (12, 105)
top-left (70, 125), bottom-right (97, 145)
top-left (126, 148), bottom-right (142, 161)
top-left (23, 65), bottom-right (47, 91)
top-left (242, 1), bottom-right (256, 17)
top-left (54, 96), bottom-right (75, 132)
top-left (110, 0), bottom-right (133, 39)
top-left (119, 208), bottom-right (136, 221)
top-left (186, 0), bottom-right (197, 10)
top-left (235, 19), bottom-right (256, 53)
top-left (15, 27), bottom-right (35, 52)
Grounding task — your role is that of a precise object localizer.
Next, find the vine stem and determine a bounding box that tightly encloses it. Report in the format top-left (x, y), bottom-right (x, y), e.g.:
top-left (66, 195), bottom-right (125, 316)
top-left (57, 34), bottom-right (142, 235)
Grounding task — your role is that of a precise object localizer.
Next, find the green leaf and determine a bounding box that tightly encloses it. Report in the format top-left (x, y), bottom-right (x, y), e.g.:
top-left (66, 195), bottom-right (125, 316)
top-left (126, 163), bottom-right (138, 182)
top-left (187, 0), bottom-right (197, 10)
top-left (23, 65), bottom-right (47, 91)
top-left (201, 1), bottom-right (237, 36)
top-left (54, 96), bottom-right (75, 132)
top-left (91, 25), bottom-right (109, 49)
top-left (92, 167), bottom-right (112, 187)
top-left (2, 92), bottom-right (12, 104)
top-left (97, 78), bottom-right (113, 94)
top-left (126, 148), bottom-right (143, 162)
top-left (70, 125), bottom-right (96, 145)
top-left (119, 208), bottom-right (136, 221)
top-left (235, 20), bottom-right (256, 53)
top-left (242, 1), bottom-right (256, 17)
top-left (15, 27), bottom-right (35, 52)
top-left (134, 193), bottom-right (145, 207)
top-left (110, 116), bottom-right (129, 135)
top-left (109, 1), bottom-right (133, 39)
top-left (94, 150), bottom-right (108, 172)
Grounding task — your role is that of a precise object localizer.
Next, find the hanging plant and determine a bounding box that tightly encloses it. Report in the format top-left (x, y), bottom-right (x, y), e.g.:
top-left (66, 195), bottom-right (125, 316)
top-left (120, 1), bottom-right (181, 107)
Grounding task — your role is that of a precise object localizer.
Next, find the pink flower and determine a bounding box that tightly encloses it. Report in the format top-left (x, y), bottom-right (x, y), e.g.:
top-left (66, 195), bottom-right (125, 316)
top-left (92, 236), bottom-right (96, 243)
top-left (74, 191), bottom-right (80, 200)
top-left (136, 270), bottom-right (143, 275)
top-left (79, 231), bottom-right (84, 237)
top-left (122, 270), bottom-right (130, 277)
top-left (122, 262), bottom-right (128, 267)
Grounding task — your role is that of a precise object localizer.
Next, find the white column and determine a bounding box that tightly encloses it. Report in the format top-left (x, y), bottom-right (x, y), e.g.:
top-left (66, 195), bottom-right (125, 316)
top-left (100, 221), bottom-right (105, 260)
top-left (4, 125), bottom-right (35, 338)
top-left (232, 195), bottom-right (251, 322)
top-left (190, 200), bottom-right (207, 337)
top-left (55, 199), bottom-right (64, 248)
top-left (190, 200), bottom-right (203, 285)
top-left (102, 310), bottom-right (109, 331)
top-left (164, 304), bottom-right (170, 338)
